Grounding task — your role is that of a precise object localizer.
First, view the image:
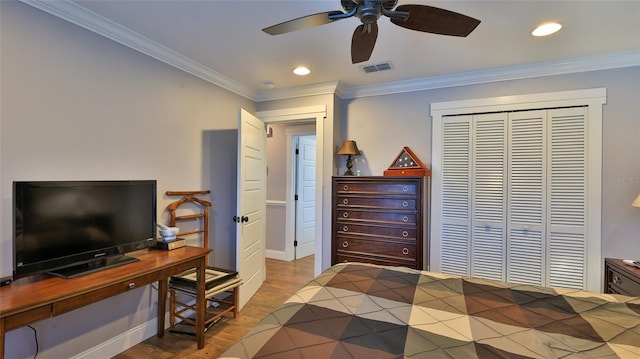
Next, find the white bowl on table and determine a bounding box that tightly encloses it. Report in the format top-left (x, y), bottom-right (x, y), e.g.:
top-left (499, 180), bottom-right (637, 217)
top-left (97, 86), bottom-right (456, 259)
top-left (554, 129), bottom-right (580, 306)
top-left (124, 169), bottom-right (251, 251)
top-left (159, 227), bottom-right (179, 241)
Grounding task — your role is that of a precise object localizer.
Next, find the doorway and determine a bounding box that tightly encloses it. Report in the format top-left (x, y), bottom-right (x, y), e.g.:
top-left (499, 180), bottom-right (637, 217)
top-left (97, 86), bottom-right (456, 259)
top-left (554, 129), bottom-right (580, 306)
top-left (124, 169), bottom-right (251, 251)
top-left (264, 124), bottom-right (316, 262)
top-left (257, 105), bottom-right (326, 276)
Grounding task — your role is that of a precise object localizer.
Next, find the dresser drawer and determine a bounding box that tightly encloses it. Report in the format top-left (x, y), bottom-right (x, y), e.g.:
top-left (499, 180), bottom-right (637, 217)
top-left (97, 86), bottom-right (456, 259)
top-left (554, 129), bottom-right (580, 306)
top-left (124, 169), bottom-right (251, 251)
top-left (337, 181), bottom-right (418, 195)
top-left (338, 222), bottom-right (416, 240)
top-left (337, 196), bottom-right (417, 210)
top-left (336, 236), bottom-right (416, 260)
top-left (606, 263), bottom-right (640, 296)
top-left (335, 253), bottom-right (416, 268)
top-left (337, 209), bottom-right (417, 225)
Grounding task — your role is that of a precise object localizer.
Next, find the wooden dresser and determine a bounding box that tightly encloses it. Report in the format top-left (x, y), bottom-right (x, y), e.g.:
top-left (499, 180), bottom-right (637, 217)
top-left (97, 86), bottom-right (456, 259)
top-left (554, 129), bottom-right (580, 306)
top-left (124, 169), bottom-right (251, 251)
top-left (331, 176), bottom-right (427, 269)
top-left (604, 258), bottom-right (640, 296)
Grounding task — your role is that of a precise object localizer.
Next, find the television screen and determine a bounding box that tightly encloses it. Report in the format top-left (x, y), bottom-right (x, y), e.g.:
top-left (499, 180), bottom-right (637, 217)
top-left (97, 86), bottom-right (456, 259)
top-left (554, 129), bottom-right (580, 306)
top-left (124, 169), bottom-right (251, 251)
top-left (13, 180), bottom-right (156, 279)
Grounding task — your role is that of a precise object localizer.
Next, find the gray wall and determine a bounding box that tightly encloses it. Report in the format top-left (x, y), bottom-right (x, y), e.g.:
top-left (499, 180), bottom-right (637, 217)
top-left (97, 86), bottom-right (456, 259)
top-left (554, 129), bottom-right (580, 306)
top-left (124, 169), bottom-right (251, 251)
top-left (1, 2), bottom-right (254, 358)
top-left (341, 67), bottom-right (640, 260)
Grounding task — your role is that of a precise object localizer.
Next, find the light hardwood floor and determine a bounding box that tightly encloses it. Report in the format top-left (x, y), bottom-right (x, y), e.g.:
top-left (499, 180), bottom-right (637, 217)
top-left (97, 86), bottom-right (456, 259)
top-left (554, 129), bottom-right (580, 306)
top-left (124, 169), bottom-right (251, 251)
top-left (113, 256), bottom-right (315, 359)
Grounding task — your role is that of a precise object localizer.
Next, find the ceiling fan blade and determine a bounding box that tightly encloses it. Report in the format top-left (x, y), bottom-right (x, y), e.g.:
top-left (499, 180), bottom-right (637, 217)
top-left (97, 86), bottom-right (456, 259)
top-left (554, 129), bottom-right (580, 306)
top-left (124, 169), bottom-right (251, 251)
top-left (390, 5), bottom-right (480, 37)
top-left (351, 23), bottom-right (378, 64)
top-left (263, 11), bottom-right (346, 35)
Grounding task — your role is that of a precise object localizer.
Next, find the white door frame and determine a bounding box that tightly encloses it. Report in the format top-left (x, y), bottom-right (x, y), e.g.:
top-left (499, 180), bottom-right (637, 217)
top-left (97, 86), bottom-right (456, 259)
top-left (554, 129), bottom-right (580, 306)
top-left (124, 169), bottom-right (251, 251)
top-left (256, 106), bottom-right (326, 275)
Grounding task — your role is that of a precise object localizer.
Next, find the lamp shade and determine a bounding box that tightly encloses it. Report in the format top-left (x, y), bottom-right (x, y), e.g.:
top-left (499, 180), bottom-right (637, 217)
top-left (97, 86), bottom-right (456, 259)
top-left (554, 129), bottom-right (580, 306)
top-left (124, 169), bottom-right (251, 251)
top-left (337, 140), bottom-right (360, 155)
top-left (632, 194), bottom-right (640, 208)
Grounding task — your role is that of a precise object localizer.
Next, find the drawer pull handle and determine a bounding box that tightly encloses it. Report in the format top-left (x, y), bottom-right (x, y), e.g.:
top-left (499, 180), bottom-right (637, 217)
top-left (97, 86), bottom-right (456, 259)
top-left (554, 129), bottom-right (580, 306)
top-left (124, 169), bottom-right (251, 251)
top-left (128, 282), bottom-right (136, 289)
top-left (402, 248), bottom-right (409, 255)
top-left (343, 185), bottom-right (349, 191)
top-left (343, 199), bottom-right (349, 205)
top-left (402, 186), bottom-right (408, 192)
top-left (342, 241), bottom-right (349, 248)
top-left (402, 216), bottom-right (409, 222)
top-left (402, 231), bottom-right (409, 238)
top-left (342, 212), bottom-right (349, 218)
top-left (613, 276), bottom-right (622, 285)
top-left (343, 225), bottom-right (349, 232)
top-left (402, 201), bottom-right (408, 207)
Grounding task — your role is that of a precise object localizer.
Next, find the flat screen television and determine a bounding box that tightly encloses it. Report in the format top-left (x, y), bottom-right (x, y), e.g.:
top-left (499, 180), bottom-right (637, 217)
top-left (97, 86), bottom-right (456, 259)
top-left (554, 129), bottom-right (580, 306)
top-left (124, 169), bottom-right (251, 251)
top-left (13, 180), bottom-right (157, 279)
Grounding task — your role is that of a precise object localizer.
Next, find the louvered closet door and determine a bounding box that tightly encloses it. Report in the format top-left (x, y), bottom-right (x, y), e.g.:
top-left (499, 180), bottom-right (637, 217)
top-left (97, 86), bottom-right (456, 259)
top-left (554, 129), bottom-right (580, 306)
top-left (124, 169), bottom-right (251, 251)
top-left (547, 107), bottom-right (587, 289)
top-left (440, 107), bottom-right (589, 289)
top-left (471, 113), bottom-right (507, 281)
top-left (440, 116), bottom-right (472, 276)
top-left (507, 110), bottom-right (546, 285)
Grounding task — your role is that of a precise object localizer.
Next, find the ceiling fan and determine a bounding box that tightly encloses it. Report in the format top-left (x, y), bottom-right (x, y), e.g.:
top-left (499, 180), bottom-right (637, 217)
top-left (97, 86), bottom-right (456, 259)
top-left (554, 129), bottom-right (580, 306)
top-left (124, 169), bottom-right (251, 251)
top-left (262, 0), bottom-right (481, 64)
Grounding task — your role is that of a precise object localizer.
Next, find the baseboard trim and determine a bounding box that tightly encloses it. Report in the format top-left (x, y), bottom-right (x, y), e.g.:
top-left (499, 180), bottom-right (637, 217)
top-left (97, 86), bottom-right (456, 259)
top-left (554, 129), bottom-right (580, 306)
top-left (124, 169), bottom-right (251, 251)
top-left (266, 249), bottom-right (291, 261)
top-left (71, 317), bottom-right (159, 358)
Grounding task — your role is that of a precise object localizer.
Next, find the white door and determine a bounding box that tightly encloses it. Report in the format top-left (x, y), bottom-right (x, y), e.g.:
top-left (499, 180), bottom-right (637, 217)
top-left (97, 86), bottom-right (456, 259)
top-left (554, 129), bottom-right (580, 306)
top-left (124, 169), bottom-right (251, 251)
top-left (236, 108), bottom-right (266, 310)
top-left (294, 135), bottom-right (316, 259)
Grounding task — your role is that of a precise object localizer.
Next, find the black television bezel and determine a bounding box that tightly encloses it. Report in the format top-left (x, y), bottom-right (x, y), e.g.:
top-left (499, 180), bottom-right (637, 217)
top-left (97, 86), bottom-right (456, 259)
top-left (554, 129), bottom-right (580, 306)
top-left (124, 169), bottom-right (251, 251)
top-left (12, 180), bottom-right (157, 279)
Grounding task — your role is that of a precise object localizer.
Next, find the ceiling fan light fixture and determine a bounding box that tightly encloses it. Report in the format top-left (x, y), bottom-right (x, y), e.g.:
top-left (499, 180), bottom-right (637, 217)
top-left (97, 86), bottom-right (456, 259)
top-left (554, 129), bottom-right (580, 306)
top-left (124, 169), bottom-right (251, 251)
top-left (532, 22), bottom-right (562, 37)
top-left (293, 66), bottom-right (311, 76)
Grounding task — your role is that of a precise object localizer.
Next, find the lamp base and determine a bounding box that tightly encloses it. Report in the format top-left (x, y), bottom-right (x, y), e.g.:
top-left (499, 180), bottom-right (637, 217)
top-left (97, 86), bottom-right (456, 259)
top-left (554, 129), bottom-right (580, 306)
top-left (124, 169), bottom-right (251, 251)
top-left (343, 155), bottom-right (354, 176)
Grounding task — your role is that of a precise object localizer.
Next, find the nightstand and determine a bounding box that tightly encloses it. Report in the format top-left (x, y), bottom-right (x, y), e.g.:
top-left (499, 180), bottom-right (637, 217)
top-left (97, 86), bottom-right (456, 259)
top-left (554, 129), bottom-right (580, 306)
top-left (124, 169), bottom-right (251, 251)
top-left (604, 258), bottom-right (640, 296)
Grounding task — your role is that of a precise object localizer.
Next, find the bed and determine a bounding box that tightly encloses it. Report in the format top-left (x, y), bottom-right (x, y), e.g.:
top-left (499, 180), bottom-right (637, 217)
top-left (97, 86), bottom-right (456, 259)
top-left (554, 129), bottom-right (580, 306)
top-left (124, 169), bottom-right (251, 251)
top-left (221, 262), bottom-right (640, 358)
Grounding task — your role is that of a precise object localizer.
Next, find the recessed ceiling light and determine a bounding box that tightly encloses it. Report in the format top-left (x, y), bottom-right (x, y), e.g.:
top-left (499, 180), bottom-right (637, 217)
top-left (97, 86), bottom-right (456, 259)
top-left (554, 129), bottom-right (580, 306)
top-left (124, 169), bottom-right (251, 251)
top-left (293, 66), bottom-right (311, 76)
top-left (532, 22), bottom-right (562, 37)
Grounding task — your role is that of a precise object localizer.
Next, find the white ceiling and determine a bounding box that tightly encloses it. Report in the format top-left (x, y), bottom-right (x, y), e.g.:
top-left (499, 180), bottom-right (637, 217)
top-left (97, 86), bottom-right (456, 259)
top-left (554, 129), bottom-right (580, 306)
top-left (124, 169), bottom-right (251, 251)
top-left (30, 0), bottom-right (640, 100)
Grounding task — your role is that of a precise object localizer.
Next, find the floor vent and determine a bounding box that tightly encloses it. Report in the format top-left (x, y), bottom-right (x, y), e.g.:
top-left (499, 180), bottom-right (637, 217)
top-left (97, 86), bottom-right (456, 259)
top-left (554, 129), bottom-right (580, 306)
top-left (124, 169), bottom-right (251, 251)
top-left (362, 62), bottom-right (392, 73)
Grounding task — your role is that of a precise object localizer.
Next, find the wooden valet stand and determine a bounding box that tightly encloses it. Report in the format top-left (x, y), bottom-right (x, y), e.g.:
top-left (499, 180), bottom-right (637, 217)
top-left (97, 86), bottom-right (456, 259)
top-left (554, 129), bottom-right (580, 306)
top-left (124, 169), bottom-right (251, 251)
top-left (165, 190), bottom-right (241, 337)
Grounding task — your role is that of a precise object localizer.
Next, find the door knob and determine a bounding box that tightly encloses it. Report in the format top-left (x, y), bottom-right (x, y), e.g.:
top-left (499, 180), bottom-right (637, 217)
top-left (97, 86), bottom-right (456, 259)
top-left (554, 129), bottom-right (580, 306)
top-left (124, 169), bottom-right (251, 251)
top-left (233, 216), bottom-right (250, 223)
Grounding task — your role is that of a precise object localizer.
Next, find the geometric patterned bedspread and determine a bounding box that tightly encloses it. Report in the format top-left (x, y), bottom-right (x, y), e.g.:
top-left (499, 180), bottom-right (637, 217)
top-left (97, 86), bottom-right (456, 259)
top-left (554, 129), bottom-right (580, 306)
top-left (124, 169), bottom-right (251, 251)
top-left (220, 263), bottom-right (640, 358)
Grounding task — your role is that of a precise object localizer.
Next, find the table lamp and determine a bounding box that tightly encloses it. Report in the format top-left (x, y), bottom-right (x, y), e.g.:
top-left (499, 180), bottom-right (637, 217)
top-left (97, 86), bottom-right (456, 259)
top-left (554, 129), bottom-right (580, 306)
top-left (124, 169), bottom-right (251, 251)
top-left (337, 140), bottom-right (360, 176)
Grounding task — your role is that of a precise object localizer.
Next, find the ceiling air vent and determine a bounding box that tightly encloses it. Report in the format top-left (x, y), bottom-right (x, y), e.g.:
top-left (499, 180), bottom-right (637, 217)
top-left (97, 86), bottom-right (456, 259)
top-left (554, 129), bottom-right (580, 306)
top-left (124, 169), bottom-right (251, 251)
top-left (362, 62), bottom-right (392, 74)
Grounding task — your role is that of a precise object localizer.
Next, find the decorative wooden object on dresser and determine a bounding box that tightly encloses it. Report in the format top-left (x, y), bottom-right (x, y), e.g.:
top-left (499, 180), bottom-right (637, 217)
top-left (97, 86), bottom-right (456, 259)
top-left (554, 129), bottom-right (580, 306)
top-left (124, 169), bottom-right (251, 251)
top-left (604, 258), bottom-right (640, 296)
top-left (332, 176), bottom-right (427, 269)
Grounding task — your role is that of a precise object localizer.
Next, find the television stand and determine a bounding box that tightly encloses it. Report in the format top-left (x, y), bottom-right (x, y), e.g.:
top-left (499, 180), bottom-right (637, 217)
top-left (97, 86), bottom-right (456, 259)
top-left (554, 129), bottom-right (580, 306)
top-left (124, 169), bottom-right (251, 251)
top-left (0, 247), bottom-right (211, 359)
top-left (48, 255), bottom-right (140, 279)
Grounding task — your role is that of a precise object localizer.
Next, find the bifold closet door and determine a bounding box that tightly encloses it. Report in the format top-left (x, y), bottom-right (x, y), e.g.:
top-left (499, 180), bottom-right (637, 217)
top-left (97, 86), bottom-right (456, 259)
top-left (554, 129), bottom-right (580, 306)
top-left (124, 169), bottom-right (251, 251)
top-left (440, 107), bottom-right (588, 289)
top-left (546, 107), bottom-right (587, 289)
top-left (440, 116), bottom-right (472, 276)
top-left (507, 110), bottom-right (546, 286)
top-left (470, 113), bottom-right (507, 281)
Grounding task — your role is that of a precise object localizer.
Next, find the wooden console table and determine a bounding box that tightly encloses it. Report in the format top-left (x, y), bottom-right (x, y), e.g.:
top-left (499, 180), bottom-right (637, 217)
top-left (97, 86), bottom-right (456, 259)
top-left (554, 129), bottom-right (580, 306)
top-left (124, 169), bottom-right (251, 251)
top-left (0, 246), bottom-right (211, 359)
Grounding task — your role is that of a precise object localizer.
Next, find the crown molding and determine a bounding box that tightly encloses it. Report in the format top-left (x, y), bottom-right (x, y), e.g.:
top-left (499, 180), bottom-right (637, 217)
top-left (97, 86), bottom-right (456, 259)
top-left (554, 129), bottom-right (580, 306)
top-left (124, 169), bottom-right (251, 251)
top-left (20, 1), bottom-right (640, 102)
top-left (21, 0), bottom-right (258, 101)
top-left (254, 81), bottom-right (342, 102)
top-left (340, 51), bottom-right (640, 99)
